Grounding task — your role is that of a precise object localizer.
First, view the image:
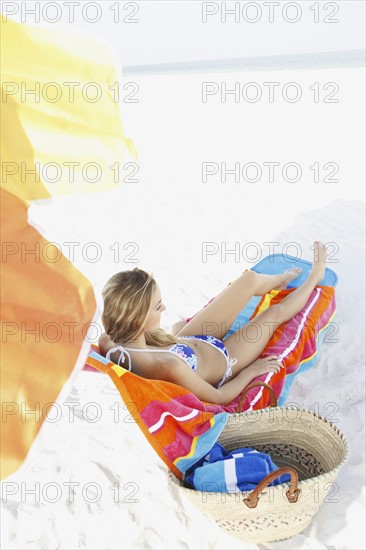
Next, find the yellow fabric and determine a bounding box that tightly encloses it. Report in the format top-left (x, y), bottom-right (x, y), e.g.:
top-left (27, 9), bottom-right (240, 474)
top-left (0, 17), bottom-right (137, 479)
top-left (1, 17), bottom-right (137, 203)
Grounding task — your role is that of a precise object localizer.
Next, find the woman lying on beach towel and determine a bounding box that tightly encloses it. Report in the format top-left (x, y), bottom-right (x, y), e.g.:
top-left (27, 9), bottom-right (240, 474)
top-left (99, 241), bottom-right (328, 406)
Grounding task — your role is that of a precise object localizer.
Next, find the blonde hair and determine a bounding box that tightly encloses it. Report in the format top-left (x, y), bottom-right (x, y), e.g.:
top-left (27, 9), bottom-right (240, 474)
top-left (101, 268), bottom-right (178, 347)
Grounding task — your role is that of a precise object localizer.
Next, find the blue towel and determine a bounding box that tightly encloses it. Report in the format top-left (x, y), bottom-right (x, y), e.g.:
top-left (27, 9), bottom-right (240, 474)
top-left (184, 442), bottom-right (290, 493)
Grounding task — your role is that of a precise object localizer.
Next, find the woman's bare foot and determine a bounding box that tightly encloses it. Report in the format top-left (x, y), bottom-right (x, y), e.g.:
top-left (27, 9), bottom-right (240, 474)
top-left (278, 267), bottom-right (303, 289)
top-left (310, 241), bottom-right (327, 284)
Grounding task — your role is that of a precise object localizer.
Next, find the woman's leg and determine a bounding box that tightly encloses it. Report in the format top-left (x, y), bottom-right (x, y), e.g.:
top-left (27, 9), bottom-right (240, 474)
top-left (224, 241), bottom-right (327, 375)
top-left (176, 268), bottom-right (302, 340)
top-left (176, 270), bottom-right (261, 340)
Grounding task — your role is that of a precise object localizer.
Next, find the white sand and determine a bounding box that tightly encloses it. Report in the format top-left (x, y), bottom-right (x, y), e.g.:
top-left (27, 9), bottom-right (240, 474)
top-left (1, 67), bottom-right (365, 548)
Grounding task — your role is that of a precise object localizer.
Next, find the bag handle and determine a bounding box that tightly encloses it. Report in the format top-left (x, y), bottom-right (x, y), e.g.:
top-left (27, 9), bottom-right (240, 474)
top-left (235, 382), bottom-right (278, 413)
top-left (243, 466), bottom-right (301, 508)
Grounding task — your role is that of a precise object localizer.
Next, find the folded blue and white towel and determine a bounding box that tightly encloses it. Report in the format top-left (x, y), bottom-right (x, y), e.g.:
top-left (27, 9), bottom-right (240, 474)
top-left (184, 442), bottom-right (290, 493)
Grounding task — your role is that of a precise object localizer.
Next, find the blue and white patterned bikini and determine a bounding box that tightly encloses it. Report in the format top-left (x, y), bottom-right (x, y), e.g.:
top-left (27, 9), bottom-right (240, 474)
top-left (105, 335), bottom-right (237, 389)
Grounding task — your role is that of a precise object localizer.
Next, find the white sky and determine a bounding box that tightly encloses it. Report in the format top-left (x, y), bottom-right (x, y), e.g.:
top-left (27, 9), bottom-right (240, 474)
top-left (3, 1), bottom-right (365, 66)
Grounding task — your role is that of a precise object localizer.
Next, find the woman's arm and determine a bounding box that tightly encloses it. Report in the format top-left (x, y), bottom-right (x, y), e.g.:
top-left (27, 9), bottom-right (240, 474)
top-left (216, 365), bottom-right (276, 405)
top-left (99, 333), bottom-right (281, 405)
top-left (163, 360), bottom-right (281, 406)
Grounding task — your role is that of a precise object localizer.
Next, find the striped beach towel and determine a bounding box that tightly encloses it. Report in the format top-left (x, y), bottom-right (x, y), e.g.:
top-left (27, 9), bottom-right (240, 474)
top-left (85, 285), bottom-right (336, 478)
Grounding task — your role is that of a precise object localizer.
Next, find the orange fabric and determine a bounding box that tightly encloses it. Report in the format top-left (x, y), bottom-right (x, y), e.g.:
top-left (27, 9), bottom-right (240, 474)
top-left (1, 188), bottom-right (96, 479)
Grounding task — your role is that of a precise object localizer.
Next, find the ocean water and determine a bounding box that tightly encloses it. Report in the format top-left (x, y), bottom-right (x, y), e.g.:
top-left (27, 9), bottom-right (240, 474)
top-left (124, 49), bottom-right (365, 75)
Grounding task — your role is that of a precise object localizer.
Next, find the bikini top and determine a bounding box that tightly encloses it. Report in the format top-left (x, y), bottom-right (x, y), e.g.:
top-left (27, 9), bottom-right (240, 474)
top-left (105, 338), bottom-right (199, 372)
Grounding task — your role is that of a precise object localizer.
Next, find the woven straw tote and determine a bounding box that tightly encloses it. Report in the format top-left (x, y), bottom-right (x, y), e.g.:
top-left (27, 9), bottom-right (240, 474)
top-left (169, 383), bottom-right (349, 544)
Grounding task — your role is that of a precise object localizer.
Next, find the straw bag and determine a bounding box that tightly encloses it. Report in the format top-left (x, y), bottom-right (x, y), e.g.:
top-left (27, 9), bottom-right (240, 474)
top-left (169, 383), bottom-right (349, 544)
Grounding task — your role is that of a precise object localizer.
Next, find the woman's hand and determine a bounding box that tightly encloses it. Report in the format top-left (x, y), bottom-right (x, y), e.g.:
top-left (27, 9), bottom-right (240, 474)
top-left (216, 356), bottom-right (283, 406)
top-left (247, 355), bottom-right (285, 378)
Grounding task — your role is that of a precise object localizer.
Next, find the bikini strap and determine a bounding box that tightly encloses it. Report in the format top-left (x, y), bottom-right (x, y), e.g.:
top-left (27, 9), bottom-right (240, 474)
top-left (215, 356), bottom-right (238, 389)
top-left (105, 345), bottom-right (132, 371)
top-left (227, 356), bottom-right (238, 377)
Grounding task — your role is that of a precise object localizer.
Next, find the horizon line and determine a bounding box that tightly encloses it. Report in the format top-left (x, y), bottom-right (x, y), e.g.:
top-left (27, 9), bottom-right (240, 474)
top-left (123, 49), bottom-right (365, 76)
